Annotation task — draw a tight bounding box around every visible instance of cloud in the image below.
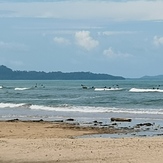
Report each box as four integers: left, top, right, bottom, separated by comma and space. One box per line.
103, 47, 115, 57
0, 41, 14, 48
0, 41, 28, 51
153, 36, 163, 47
103, 47, 132, 58
0, 9, 16, 17
1, 1, 163, 21
53, 37, 70, 45
98, 31, 136, 36
75, 31, 99, 51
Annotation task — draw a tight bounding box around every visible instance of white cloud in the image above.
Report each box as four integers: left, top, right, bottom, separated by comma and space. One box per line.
99, 31, 136, 36
153, 36, 163, 47
75, 31, 99, 51
103, 47, 115, 58
53, 37, 70, 45
103, 47, 132, 58
1, 1, 163, 21
0, 41, 28, 51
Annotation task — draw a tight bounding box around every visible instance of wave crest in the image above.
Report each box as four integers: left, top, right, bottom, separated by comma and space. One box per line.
14, 87, 30, 91
129, 88, 163, 93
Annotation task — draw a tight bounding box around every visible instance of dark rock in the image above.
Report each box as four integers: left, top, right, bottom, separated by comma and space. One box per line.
101, 124, 110, 127
111, 123, 118, 125
111, 117, 132, 122
31, 119, 44, 122
156, 133, 163, 136
93, 120, 103, 125
66, 118, 75, 121
7, 119, 19, 122
135, 123, 153, 127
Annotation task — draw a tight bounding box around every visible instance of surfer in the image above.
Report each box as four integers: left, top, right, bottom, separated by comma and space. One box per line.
81, 84, 88, 89
153, 85, 160, 89
157, 85, 160, 89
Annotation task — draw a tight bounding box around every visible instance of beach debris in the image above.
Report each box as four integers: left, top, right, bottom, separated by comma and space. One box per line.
30, 119, 44, 122
66, 118, 75, 122
93, 120, 103, 126
93, 120, 102, 124
111, 123, 118, 126
7, 118, 19, 122
135, 123, 153, 128
111, 117, 132, 122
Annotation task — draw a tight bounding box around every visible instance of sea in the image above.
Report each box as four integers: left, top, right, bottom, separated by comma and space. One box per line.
0, 79, 163, 122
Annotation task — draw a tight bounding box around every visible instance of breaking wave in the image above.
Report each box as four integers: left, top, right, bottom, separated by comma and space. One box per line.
129, 88, 163, 93
94, 87, 123, 91
1, 102, 163, 115
14, 87, 31, 91
0, 102, 27, 108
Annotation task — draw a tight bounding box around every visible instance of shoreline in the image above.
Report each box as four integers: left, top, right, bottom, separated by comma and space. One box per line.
0, 120, 163, 163
1, 117, 163, 138
0, 119, 133, 139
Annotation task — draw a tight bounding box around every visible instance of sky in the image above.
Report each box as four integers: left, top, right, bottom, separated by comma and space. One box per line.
0, 0, 163, 78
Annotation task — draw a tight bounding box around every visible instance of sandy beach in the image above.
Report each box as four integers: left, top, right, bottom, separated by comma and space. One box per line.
0, 121, 163, 163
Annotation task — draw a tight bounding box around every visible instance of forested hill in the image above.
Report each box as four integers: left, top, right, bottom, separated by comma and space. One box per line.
0, 65, 125, 80
140, 75, 163, 80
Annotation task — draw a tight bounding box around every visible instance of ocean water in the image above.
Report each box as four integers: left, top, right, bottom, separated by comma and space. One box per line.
0, 80, 163, 123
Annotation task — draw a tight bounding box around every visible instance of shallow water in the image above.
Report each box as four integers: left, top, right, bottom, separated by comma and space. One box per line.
0, 80, 163, 122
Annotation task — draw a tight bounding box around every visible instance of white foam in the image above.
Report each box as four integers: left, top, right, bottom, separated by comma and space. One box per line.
14, 87, 30, 91
0, 86, 2, 89
108, 108, 163, 115
1, 102, 163, 116
29, 104, 163, 115
94, 87, 123, 91
0, 102, 26, 108
30, 104, 112, 112
129, 88, 163, 93
30, 105, 56, 111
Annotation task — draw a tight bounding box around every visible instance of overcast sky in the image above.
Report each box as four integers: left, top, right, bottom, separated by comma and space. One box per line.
0, 0, 163, 78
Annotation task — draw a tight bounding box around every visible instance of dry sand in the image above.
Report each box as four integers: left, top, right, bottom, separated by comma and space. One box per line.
0, 121, 163, 163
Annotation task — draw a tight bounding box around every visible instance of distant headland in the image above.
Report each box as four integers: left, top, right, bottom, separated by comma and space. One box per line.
0, 65, 125, 80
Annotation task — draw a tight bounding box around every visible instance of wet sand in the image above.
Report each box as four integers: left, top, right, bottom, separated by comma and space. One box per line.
0, 121, 163, 163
